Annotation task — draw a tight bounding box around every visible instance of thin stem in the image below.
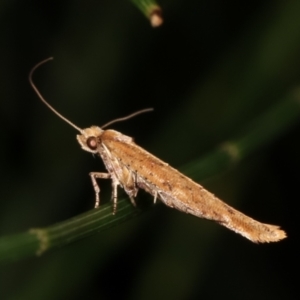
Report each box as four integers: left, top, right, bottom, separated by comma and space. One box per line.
130, 0, 163, 27
0, 92, 299, 264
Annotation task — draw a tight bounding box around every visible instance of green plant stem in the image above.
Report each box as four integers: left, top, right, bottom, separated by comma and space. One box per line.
130, 0, 163, 27
0, 199, 138, 263
0, 93, 299, 264
183, 90, 300, 181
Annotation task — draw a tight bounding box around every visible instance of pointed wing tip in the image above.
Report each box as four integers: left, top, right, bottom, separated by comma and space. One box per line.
252, 226, 287, 243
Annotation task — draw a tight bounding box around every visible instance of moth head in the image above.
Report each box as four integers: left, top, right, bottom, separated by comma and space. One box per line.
77, 126, 104, 154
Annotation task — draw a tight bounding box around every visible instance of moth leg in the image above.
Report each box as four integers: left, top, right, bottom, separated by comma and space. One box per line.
128, 195, 137, 207
112, 180, 119, 215
153, 191, 158, 204
137, 177, 157, 204
122, 170, 138, 207
89, 172, 111, 208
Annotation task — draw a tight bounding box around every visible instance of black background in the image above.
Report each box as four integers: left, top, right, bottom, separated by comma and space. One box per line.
0, 1, 298, 299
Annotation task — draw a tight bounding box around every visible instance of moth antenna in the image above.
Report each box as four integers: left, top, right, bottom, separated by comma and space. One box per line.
102, 108, 154, 129
29, 57, 83, 133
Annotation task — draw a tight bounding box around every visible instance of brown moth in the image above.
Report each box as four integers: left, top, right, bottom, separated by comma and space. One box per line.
29, 58, 286, 243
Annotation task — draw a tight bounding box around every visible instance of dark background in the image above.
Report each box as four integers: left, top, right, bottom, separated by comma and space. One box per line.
0, 1, 298, 299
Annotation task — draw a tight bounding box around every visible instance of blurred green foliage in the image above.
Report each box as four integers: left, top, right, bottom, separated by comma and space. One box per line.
0, 1, 298, 299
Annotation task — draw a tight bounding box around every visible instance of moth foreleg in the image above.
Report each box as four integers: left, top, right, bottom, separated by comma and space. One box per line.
111, 180, 119, 215
89, 172, 111, 208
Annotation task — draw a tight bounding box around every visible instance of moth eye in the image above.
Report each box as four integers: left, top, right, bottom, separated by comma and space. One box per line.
86, 136, 98, 150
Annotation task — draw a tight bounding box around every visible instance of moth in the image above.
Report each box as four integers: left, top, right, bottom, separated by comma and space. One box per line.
29, 58, 286, 243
